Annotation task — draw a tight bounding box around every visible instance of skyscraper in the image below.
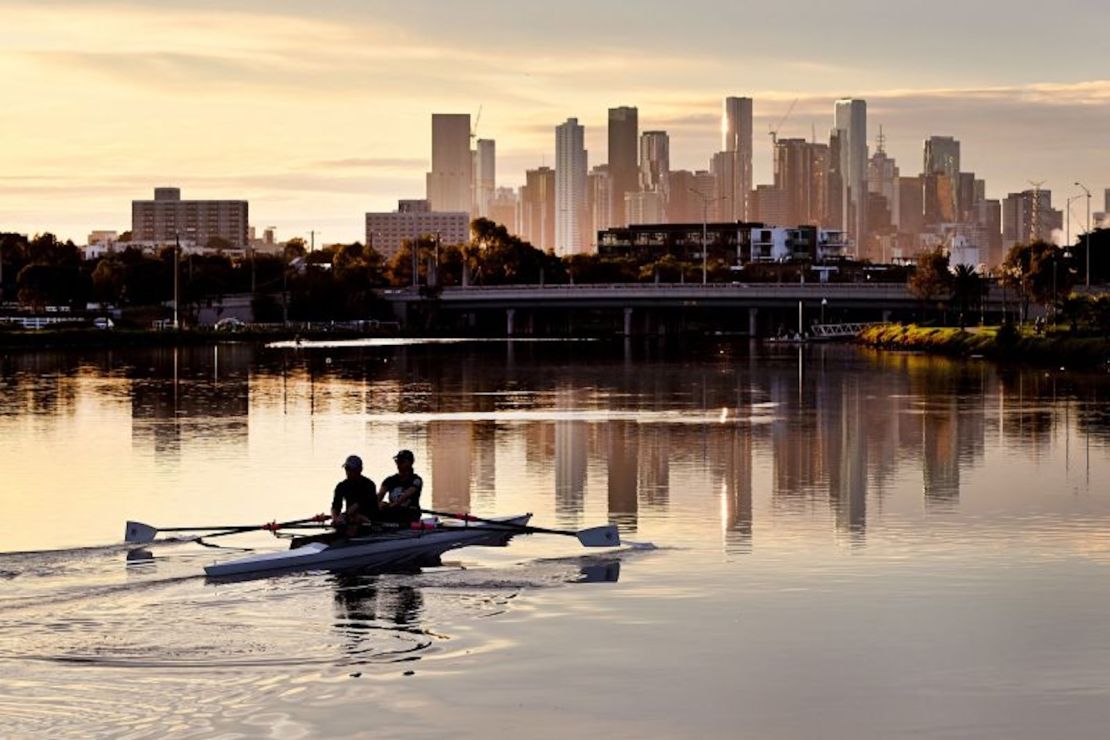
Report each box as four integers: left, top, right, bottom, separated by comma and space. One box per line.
775, 138, 829, 226
924, 136, 960, 223
721, 97, 753, 220
555, 118, 588, 256
833, 99, 868, 254
426, 113, 472, 212
473, 138, 495, 218
608, 107, 639, 227
868, 130, 900, 225
639, 131, 670, 198
519, 167, 556, 251
587, 165, 612, 249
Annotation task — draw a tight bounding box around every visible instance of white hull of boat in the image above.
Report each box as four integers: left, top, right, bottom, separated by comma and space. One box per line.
203, 514, 532, 578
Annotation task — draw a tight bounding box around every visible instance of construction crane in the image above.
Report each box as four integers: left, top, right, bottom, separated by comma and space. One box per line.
470, 104, 483, 144
768, 98, 798, 148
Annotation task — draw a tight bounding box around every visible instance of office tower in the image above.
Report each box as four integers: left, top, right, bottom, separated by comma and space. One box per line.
487, 187, 519, 233
868, 131, 900, 225
608, 107, 639, 227
833, 99, 868, 254
976, 199, 1003, 267
366, 199, 469, 262
131, 188, 249, 248
924, 136, 960, 180
776, 138, 829, 226
694, 170, 718, 221
957, 172, 978, 222
666, 170, 698, 223
924, 173, 957, 224
897, 176, 924, 235
923, 136, 960, 223
625, 190, 665, 225
555, 118, 589, 255
519, 167, 556, 251
1002, 189, 1063, 247
639, 131, 670, 197
587, 165, 613, 249
426, 113, 472, 212
720, 96, 753, 220
712, 151, 740, 221
751, 185, 789, 226
826, 130, 845, 232
473, 139, 496, 218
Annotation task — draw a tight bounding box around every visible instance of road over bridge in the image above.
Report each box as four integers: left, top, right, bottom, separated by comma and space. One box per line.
382, 282, 1012, 336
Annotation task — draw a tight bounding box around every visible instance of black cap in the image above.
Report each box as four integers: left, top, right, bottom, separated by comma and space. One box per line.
393, 449, 415, 463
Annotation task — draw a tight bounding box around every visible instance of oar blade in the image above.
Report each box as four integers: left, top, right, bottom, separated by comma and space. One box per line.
125, 521, 158, 544
576, 524, 621, 548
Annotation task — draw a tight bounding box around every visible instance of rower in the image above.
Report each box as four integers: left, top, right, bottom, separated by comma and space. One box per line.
332, 455, 379, 536
378, 449, 424, 526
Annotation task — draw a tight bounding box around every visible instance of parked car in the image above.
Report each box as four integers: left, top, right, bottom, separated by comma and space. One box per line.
213, 317, 247, 332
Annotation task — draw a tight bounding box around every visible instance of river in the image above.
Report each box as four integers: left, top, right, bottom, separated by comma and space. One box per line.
1, 339, 1109, 738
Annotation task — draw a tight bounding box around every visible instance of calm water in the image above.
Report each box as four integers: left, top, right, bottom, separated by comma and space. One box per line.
1, 340, 1109, 738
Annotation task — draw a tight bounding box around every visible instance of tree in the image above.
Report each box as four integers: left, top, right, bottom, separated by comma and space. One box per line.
205, 235, 233, 251
1001, 241, 1066, 321
91, 258, 127, 304
950, 264, 984, 329
283, 238, 307, 262
908, 247, 952, 321
16, 264, 90, 310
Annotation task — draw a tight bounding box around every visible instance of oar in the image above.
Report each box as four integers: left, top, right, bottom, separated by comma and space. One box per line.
124, 514, 330, 544
420, 509, 620, 548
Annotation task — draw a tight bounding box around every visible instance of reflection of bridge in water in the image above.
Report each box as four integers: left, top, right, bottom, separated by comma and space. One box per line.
384, 283, 1011, 337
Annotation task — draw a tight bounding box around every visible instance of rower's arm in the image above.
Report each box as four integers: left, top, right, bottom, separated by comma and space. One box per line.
391, 484, 418, 507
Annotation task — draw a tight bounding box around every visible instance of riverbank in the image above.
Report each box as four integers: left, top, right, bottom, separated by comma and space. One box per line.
858, 324, 1110, 368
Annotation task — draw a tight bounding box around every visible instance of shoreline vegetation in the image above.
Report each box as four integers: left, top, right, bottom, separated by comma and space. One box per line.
857, 324, 1110, 368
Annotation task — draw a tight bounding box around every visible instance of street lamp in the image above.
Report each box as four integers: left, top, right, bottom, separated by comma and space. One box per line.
690, 188, 725, 285
1076, 182, 1091, 289
821, 297, 828, 325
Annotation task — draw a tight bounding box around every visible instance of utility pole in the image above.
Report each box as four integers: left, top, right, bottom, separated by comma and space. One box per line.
1076, 182, 1092, 288
173, 234, 181, 330
690, 188, 719, 285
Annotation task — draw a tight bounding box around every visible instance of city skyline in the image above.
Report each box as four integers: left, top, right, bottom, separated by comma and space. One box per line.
1, 0, 1107, 243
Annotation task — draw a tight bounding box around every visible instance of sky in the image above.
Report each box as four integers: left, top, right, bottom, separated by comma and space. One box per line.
1, 0, 1108, 244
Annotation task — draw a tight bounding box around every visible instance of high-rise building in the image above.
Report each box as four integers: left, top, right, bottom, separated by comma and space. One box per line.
776, 138, 829, 227
487, 187, 518, 233
694, 170, 718, 222
868, 131, 900, 225
607, 107, 639, 227
720, 97, 753, 220
555, 118, 589, 255
751, 185, 789, 227
1104, 187, 1109, 214
131, 187, 249, 248
975, 199, 1003, 267
923, 136, 960, 222
587, 165, 613, 249
366, 199, 469, 262
519, 167, 556, 251
473, 139, 495, 218
426, 113, 472, 213
666, 170, 698, 223
833, 99, 868, 254
1002, 189, 1063, 247
639, 131, 670, 198
625, 191, 665, 226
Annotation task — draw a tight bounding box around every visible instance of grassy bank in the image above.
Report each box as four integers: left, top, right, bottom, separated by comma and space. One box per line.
858, 324, 1110, 368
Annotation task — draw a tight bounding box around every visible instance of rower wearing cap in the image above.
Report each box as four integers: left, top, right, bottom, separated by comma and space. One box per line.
378, 449, 424, 526
332, 455, 379, 536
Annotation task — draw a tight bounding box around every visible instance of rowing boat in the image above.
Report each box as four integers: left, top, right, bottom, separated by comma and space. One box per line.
203, 514, 532, 578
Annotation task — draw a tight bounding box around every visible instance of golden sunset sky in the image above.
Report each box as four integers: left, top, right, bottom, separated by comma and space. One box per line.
1, 0, 1107, 243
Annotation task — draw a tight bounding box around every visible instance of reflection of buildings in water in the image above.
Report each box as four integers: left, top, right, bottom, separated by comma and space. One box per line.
606, 421, 638, 529
922, 402, 960, 506
428, 421, 474, 513
830, 378, 867, 538
129, 346, 250, 462
638, 426, 670, 511
769, 369, 824, 506
523, 422, 554, 476
715, 427, 753, 552
555, 418, 588, 517
472, 421, 498, 511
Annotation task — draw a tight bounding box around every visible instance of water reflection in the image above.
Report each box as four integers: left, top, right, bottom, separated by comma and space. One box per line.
1, 342, 1108, 555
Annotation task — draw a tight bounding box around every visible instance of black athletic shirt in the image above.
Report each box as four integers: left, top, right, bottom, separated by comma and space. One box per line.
332, 475, 378, 516
380, 473, 423, 510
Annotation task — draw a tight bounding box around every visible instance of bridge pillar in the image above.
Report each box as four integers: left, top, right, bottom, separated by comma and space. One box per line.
882, 309, 892, 323
623, 307, 634, 337
506, 308, 516, 337
392, 301, 408, 327
748, 307, 759, 337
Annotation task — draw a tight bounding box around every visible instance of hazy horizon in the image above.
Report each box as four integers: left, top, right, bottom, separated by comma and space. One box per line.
2, 0, 1107, 244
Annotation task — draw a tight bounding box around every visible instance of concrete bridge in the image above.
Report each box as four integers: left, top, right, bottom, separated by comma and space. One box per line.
382, 282, 1013, 336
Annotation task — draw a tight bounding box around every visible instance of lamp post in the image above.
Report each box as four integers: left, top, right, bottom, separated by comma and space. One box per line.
1076, 182, 1091, 288
690, 188, 724, 285
173, 233, 181, 330
821, 297, 827, 325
